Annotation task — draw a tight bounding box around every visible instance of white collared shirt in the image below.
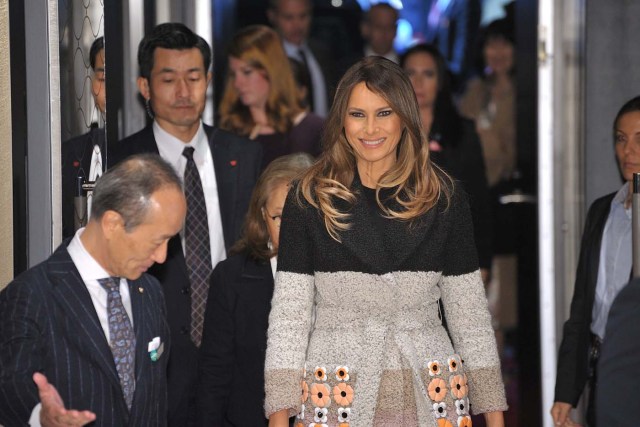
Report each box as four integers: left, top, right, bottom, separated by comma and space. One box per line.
591, 183, 632, 339
283, 40, 328, 117
153, 121, 226, 269
363, 45, 399, 64
67, 227, 134, 341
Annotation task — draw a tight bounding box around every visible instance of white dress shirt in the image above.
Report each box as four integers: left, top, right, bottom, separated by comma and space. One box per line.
153, 121, 226, 269
591, 184, 632, 339
364, 45, 399, 63
283, 40, 328, 117
86, 143, 103, 220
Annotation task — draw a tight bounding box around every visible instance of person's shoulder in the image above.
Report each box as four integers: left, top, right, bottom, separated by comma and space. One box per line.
214, 252, 252, 273
209, 126, 260, 151
587, 191, 617, 214
592, 191, 617, 205
119, 125, 153, 144
299, 112, 325, 128
1, 252, 60, 300
110, 126, 155, 166
435, 172, 469, 213
285, 180, 316, 212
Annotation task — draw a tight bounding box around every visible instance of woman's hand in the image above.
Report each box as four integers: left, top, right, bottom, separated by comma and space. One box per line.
484, 410, 505, 427
268, 409, 290, 427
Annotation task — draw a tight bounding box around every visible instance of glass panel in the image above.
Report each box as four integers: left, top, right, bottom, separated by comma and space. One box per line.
58, 0, 105, 239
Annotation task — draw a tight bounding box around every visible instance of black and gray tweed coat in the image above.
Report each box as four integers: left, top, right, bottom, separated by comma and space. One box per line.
265, 177, 507, 426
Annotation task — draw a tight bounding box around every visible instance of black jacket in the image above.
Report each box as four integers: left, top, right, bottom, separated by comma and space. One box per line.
554, 192, 616, 405
197, 253, 274, 426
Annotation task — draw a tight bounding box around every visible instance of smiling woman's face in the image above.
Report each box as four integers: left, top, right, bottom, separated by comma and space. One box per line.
343, 82, 403, 186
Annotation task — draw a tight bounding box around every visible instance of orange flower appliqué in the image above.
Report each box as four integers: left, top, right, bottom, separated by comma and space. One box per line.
458, 415, 473, 427
314, 366, 327, 381
333, 382, 355, 406
437, 419, 454, 427
301, 380, 309, 403
428, 360, 442, 376
310, 383, 331, 407
335, 366, 350, 381
428, 377, 448, 402
448, 355, 461, 373
449, 374, 468, 399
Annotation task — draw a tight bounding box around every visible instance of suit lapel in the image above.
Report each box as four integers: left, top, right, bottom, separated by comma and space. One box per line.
208, 126, 239, 250
47, 246, 121, 391
128, 278, 149, 385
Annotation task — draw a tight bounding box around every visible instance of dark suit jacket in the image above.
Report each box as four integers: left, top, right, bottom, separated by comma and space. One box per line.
430, 118, 492, 269
197, 253, 273, 426
61, 127, 105, 238
307, 38, 338, 111
0, 243, 169, 427
110, 124, 262, 426
554, 192, 616, 405
596, 278, 640, 426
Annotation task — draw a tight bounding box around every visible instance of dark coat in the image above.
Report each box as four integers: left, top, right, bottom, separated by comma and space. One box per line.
596, 278, 640, 426
430, 118, 493, 269
197, 253, 274, 426
0, 243, 170, 427
554, 192, 616, 405
110, 124, 262, 426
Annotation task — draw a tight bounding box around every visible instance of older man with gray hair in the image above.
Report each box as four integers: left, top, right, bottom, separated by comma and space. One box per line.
0, 154, 185, 427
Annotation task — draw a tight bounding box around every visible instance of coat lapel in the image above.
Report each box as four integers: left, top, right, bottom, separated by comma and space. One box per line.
46, 245, 121, 391
128, 278, 152, 388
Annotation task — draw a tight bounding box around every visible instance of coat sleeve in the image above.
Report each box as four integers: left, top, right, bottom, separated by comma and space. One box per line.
438, 189, 507, 414
0, 279, 45, 426
554, 197, 606, 405
263, 188, 316, 418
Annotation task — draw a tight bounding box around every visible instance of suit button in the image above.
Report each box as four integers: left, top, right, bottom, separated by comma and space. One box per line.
181, 286, 190, 295
180, 326, 189, 335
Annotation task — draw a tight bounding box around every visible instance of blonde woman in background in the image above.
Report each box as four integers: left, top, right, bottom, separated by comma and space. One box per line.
219, 25, 324, 170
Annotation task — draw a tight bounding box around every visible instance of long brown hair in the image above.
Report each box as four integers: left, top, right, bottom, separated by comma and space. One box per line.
218, 25, 303, 136
231, 153, 315, 261
297, 56, 450, 241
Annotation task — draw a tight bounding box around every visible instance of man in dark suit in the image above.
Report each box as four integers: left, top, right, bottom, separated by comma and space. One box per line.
268, 0, 336, 116
110, 23, 262, 426
0, 154, 185, 426
62, 36, 106, 238
552, 96, 638, 426
596, 277, 640, 426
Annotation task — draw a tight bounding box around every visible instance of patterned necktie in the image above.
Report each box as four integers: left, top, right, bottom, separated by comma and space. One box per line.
182, 146, 212, 347
98, 277, 136, 409
298, 49, 315, 112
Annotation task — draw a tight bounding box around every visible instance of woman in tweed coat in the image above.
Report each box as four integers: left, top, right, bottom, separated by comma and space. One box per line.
265, 57, 507, 427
